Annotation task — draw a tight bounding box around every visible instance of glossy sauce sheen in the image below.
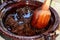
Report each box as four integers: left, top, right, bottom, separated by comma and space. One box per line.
3, 1, 52, 36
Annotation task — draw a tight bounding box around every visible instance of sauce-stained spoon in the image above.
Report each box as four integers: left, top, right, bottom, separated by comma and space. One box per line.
31, 0, 51, 29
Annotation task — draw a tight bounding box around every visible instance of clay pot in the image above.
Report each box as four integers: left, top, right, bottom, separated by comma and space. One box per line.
0, 0, 59, 40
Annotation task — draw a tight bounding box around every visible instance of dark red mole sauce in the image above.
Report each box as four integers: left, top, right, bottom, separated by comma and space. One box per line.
2, 1, 52, 36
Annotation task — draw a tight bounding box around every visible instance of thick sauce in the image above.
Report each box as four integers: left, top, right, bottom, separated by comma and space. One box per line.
2, 1, 52, 36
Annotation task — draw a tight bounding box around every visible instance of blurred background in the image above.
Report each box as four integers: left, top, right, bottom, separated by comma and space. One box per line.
51, 0, 60, 40
0, 0, 60, 40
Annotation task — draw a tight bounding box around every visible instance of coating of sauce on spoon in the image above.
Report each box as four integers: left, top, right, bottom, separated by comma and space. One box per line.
31, 0, 51, 29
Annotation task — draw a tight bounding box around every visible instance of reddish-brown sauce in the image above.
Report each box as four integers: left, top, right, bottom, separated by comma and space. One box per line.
2, 1, 52, 36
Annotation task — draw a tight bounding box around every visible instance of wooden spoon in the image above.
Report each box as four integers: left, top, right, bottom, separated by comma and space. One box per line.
31, 0, 51, 29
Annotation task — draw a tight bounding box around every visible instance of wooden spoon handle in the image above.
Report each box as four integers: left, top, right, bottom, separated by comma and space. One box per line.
42, 0, 51, 10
